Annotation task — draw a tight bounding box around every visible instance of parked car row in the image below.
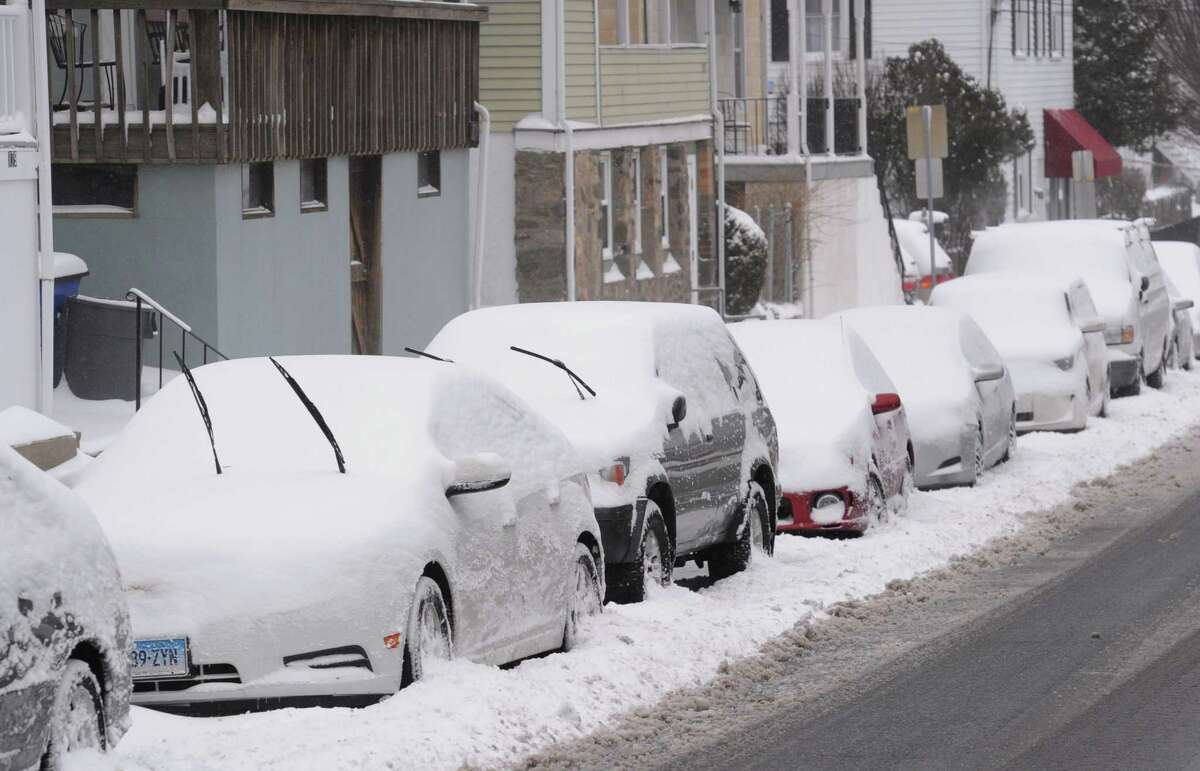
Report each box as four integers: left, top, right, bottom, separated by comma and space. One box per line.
8, 221, 1200, 767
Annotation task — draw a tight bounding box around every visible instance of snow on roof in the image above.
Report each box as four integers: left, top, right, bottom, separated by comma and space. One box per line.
931, 275, 1080, 361
968, 221, 1131, 283
1153, 241, 1200, 306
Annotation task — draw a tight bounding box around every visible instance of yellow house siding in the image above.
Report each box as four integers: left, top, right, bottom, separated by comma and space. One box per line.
480, 0, 542, 132
599, 47, 710, 123
565, 0, 599, 122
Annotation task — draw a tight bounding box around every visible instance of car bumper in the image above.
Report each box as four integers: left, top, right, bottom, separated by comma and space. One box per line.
594, 500, 646, 565
132, 667, 397, 714
1108, 349, 1140, 389
776, 490, 868, 534
1015, 391, 1084, 433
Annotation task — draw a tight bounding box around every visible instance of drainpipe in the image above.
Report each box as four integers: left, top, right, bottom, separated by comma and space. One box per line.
472, 102, 491, 310
558, 0, 576, 300
32, 0, 56, 413
709, 0, 725, 315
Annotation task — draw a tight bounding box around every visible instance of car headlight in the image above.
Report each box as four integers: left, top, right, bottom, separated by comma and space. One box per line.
1105, 325, 1135, 345
1054, 355, 1075, 371
812, 492, 844, 512
598, 457, 630, 485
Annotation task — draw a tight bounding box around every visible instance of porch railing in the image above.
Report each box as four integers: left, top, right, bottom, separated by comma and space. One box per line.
719, 96, 862, 158
0, 3, 31, 135
127, 287, 227, 410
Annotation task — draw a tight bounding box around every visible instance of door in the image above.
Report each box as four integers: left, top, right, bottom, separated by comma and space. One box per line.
959, 317, 1010, 458
349, 156, 382, 355
1067, 283, 1109, 410
687, 152, 700, 304
1134, 239, 1171, 373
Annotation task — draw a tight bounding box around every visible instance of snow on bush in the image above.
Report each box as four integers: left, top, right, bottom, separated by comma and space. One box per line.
725, 205, 769, 316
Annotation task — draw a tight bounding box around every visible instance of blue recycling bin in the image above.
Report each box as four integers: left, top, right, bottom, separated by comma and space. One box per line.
52, 253, 89, 387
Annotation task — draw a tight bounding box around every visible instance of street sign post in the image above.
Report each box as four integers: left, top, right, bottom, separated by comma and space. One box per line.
1071, 149, 1097, 219
907, 105, 947, 299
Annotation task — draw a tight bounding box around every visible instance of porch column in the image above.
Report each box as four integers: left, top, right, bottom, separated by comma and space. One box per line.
786, 0, 799, 155
823, 0, 834, 157
799, 0, 808, 153
854, 0, 866, 155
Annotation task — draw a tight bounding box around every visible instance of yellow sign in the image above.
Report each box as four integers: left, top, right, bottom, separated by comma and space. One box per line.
906, 105, 948, 160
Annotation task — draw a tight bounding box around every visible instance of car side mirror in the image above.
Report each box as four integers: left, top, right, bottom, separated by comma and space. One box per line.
973, 365, 1005, 383
1140, 275, 1151, 293
445, 453, 512, 497
667, 395, 687, 430
1080, 319, 1106, 334
1175, 298, 1195, 311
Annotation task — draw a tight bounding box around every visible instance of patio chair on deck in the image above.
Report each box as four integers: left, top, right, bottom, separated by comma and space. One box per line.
46, 13, 116, 109
146, 20, 191, 109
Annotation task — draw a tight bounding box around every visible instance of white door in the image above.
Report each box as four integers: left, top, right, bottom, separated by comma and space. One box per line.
687, 152, 699, 303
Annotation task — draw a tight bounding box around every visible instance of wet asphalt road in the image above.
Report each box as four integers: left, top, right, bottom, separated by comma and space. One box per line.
671, 488, 1200, 771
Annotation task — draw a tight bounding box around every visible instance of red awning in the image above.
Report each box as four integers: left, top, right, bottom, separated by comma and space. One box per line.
1044, 109, 1122, 179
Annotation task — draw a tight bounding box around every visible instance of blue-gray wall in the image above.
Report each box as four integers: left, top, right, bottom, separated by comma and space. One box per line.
380, 149, 471, 352
213, 158, 351, 357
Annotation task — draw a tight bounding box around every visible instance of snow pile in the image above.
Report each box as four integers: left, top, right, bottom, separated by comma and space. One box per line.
0, 405, 75, 449
77, 368, 1200, 771
728, 320, 877, 494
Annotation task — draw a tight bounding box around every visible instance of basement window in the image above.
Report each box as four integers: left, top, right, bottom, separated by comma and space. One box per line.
52, 164, 137, 216
242, 162, 275, 219
300, 158, 328, 213
418, 151, 441, 198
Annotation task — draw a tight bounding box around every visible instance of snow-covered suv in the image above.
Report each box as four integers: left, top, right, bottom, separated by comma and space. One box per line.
430, 302, 780, 603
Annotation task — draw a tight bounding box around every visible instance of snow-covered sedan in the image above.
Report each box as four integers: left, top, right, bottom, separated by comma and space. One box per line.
1, 445, 131, 769
966, 220, 1171, 396
832, 306, 1016, 489
1152, 240, 1200, 360
75, 356, 603, 715
729, 320, 912, 535
894, 217, 954, 301
429, 302, 780, 604
1164, 272, 1196, 370
933, 275, 1109, 432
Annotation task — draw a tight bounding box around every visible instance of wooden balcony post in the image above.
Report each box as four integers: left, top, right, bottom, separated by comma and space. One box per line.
164, 9, 175, 160
65, 12, 78, 160
90, 9, 101, 158
113, 9, 127, 158
137, 9, 150, 161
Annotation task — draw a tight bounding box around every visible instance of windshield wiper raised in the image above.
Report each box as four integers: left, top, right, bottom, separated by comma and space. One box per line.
509, 346, 596, 400
173, 351, 222, 475
268, 357, 346, 474
404, 346, 453, 363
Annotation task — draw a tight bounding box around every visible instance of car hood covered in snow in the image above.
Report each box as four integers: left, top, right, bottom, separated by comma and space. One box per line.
728, 320, 874, 494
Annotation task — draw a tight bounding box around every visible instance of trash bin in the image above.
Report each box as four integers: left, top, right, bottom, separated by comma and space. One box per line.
51, 252, 89, 388
64, 295, 155, 401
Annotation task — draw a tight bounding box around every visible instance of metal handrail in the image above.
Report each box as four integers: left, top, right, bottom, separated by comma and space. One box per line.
126, 288, 227, 410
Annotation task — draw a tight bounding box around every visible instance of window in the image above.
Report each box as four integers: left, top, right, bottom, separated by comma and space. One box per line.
1049, 0, 1064, 56
805, 0, 841, 54
600, 152, 622, 283
599, 0, 701, 45
1013, 0, 1030, 56
241, 162, 274, 218
52, 164, 137, 215
418, 151, 441, 198
300, 158, 328, 213
770, 0, 789, 61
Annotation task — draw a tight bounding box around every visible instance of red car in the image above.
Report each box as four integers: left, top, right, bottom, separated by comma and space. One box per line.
729, 320, 914, 535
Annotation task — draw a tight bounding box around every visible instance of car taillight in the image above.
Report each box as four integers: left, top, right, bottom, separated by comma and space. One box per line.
872, 392, 902, 414
599, 458, 630, 485
1105, 325, 1135, 345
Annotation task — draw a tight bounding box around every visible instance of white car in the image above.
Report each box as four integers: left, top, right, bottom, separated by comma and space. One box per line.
728, 320, 913, 536
932, 275, 1109, 433
966, 220, 1172, 396
76, 356, 603, 715
832, 306, 1016, 489
1154, 241, 1200, 365
1, 445, 131, 770
894, 218, 954, 300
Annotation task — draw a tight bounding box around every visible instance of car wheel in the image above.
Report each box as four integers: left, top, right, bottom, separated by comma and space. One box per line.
1167, 338, 1180, 370
1147, 344, 1167, 389
40, 660, 106, 771
401, 576, 452, 686
606, 501, 672, 604
563, 542, 603, 651
708, 482, 771, 580
1001, 411, 1017, 462
1099, 383, 1111, 418
866, 473, 887, 526
972, 422, 986, 483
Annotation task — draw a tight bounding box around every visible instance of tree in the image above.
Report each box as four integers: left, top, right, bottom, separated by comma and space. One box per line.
723, 205, 768, 316
1075, 0, 1181, 152
867, 40, 1033, 266
1158, 1, 1200, 139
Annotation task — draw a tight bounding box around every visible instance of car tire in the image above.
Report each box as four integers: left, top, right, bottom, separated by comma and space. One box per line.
1147, 343, 1167, 389
866, 473, 887, 526
401, 576, 452, 687
972, 422, 986, 484
563, 542, 603, 650
606, 502, 672, 604
1001, 410, 1017, 462
40, 659, 106, 771
708, 482, 771, 580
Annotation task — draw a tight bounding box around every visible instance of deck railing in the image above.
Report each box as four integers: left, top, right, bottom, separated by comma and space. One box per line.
719, 95, 862, 158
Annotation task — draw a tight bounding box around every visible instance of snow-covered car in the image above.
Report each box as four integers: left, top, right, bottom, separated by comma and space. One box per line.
75, 356, 603, 715
893, 218, 954, 300
1154, 241, 1200, 365
428, 302, 779, 603
1164, 273, 1196, 370
831, 306, 1016, 489
728, 320, 912, 535
965, 220, 1172, 396
932, 275, 1109, 432
1, 445, 131, 770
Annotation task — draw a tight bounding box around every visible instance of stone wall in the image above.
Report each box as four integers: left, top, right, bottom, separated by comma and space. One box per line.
513, 139, 715, 305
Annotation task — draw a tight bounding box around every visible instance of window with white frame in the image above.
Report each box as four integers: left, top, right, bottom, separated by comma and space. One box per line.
1013, 0, 1030, 57
805, 0, 841, 54
598, 0, 703, 46
1049, 0, 1064, 56
600, 153, 622, 283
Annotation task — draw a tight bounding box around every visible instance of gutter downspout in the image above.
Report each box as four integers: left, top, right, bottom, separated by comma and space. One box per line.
32, 0, 56, 413
708, 0, 725, 315
558, 0, 576, 301
472, 102, 491, 310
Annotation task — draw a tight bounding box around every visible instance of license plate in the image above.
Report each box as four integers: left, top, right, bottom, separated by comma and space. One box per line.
129, 638, 190, 679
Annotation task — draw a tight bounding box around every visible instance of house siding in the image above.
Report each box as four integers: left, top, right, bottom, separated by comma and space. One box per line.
871, 0, 985, 77
480, 0, 543, 133
599, 47, 711, 124
566, 0, 600, 122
